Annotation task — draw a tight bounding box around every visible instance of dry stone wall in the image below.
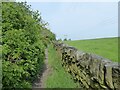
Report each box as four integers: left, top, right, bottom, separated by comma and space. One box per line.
54, 42, 120, 89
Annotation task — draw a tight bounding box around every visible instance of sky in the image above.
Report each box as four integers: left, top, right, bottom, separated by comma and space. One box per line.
16, 0, 118, 40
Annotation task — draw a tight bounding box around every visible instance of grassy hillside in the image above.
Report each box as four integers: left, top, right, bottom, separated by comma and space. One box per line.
45, 45, 80, 88
64, 37, 118, 62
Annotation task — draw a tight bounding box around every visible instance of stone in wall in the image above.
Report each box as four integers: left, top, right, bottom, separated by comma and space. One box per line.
54, 42, 120, 89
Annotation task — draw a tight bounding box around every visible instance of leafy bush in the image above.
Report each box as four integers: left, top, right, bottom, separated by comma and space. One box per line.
2, 2, 55, 88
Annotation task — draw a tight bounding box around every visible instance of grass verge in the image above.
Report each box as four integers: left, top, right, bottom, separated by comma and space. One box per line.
44, 45, 80, 88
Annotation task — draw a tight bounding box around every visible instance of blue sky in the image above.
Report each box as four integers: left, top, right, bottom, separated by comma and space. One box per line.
27, 2, 118, 40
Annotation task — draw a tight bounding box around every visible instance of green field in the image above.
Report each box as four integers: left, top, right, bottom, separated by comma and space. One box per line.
64, 37, 118, 62
45, 45, 80, 88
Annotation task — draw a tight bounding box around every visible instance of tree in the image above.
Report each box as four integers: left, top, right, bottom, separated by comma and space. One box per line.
57, 38, 62, 41
64, 38, 67, 41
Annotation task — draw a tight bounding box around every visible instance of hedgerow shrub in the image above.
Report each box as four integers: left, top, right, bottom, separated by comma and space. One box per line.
2, 2, 55, 89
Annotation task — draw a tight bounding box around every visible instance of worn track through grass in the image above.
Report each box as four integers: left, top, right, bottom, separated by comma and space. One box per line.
32, 46, 80, 88
32, 48, 52, 89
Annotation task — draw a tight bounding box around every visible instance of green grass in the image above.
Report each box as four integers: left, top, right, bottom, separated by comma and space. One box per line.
45, 45, 80, 88
64, 37, 118, 62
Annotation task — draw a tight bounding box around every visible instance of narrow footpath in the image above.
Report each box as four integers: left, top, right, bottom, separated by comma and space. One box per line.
32, 48, 51, 89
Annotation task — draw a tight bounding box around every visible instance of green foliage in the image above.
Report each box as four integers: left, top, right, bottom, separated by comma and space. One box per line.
64, 37, 118, 62
63, 38, 67, 41
2, 2, 55, 88
45, 45, 80, 88
68, 38, 71, 41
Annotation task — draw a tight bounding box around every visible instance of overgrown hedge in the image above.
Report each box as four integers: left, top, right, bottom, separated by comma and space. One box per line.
2, 2, 55, 89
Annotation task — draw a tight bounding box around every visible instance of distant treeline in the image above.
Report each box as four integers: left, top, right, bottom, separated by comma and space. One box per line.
2, 2, 55, 88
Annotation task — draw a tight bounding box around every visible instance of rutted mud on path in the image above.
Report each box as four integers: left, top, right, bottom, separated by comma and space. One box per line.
32, 48, 51, 89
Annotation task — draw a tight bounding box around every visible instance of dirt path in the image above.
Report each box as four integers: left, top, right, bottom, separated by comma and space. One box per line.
32, 48, 51, 89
